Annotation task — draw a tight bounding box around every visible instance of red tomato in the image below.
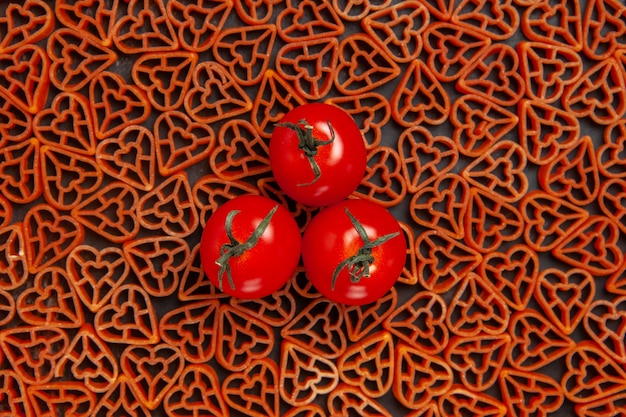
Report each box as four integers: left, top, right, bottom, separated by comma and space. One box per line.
200, 195, 301, 299
270, 103, 367, 207
301, 199, 406, 306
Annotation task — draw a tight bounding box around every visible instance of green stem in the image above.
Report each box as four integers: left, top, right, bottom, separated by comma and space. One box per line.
215, 205, 278, 291
275, 119, 335, 186
331, 207, 400, 290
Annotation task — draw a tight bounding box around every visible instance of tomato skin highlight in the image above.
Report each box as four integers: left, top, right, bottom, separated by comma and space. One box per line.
200, 195, 302, 299
301, 199, 406, 306
270, 103, 367, 207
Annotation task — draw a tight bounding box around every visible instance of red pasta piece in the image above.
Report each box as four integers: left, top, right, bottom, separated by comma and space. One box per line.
222, 358, 280, 417
121, 343, 184, 410
517, 99, 580, 165
534, 268, 595, 335
209, 119, 271, 180
216, 304, 274, 372
343, 287, 398, 342
55, 0, 119, 46
284, 404, 326, 417
159, 300, 219, 364
0, 224, 28, 290
276, 0, 344, 42
451, 94, 518, 157
337, 331, 393, 398
446, 272, 510, 337
394, 343, 453, 410
335, 34, 400, 95
445, 333, 511, 392
89, 71, 150, 140
113, 0, 178, 53
93, 376, 151, 417
451, 0, 519, 40
415, 230, 482, 294
410, 173, 470, 239
517, 41, 583, 104
233, 0, 275, 24
498, 369, 564, 417
47, 28, 117, 92
66, 245, 130, 313
164, 364, 228, 417
553, 215, 623, 275
0, 195, 11, 230
281, 299, 347, 360
40, 145, 103, 211
520, 190, 589, 252
184, 61, 252, 124
562, 342, 626, 403
0, 1, 54, 53
464, 188, 524, 253
192, 174, 259, 227
17, 266, 84, 328
508, 309, 575, 371
398, 126, 459, 194
275, 38, 339, 101
383, 291, 449, 354
96, 126, 156, 192
582, 0, 626, 60
212, 24, 277, 86
478, 244, 540, 311
34, 92, 96, 156
462, 140, 528, 203
327, 384, 391, 417
457, 44, 525, 106
0, 371, 31, 416
563, 57, 626, 125
423, 22, 492, 83
71, 182, 140, 243
54, 324, 118, 393
94, 284, 159, 345
362, 3, 429, 63
23, 204, 83, 273
521, 0, 583, 50
391, 60, 449, 127
124, 236, 190, 297
280, 340, 339, 406
0, 325, 68, 385
439, 386, 506, 417
26, 382, 96, 417
252, 69, 306, 138
0, 44, 48, 114
166, 0, 232, 52
133, 52, 197, 112
584, 295, 626, 363
355, 146, 407, 207
137, 172, 199, 237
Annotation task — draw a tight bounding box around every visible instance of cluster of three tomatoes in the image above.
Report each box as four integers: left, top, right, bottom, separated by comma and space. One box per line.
200, 103, 407, 306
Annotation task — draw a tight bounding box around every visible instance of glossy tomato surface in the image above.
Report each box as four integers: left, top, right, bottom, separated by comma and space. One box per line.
301, 199, 406, 306
269, 102, 367, 207
200, 195, 301, 299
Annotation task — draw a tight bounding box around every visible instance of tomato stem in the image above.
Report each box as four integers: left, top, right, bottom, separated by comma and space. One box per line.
275, 119, 335, 186
331, 207, 400, 291
216, 205, 278, 291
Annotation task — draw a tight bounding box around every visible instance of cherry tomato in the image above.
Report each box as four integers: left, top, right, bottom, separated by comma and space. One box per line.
200, 195, 301, 299
301, 199, 406, 306
270, 102, 367, 207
